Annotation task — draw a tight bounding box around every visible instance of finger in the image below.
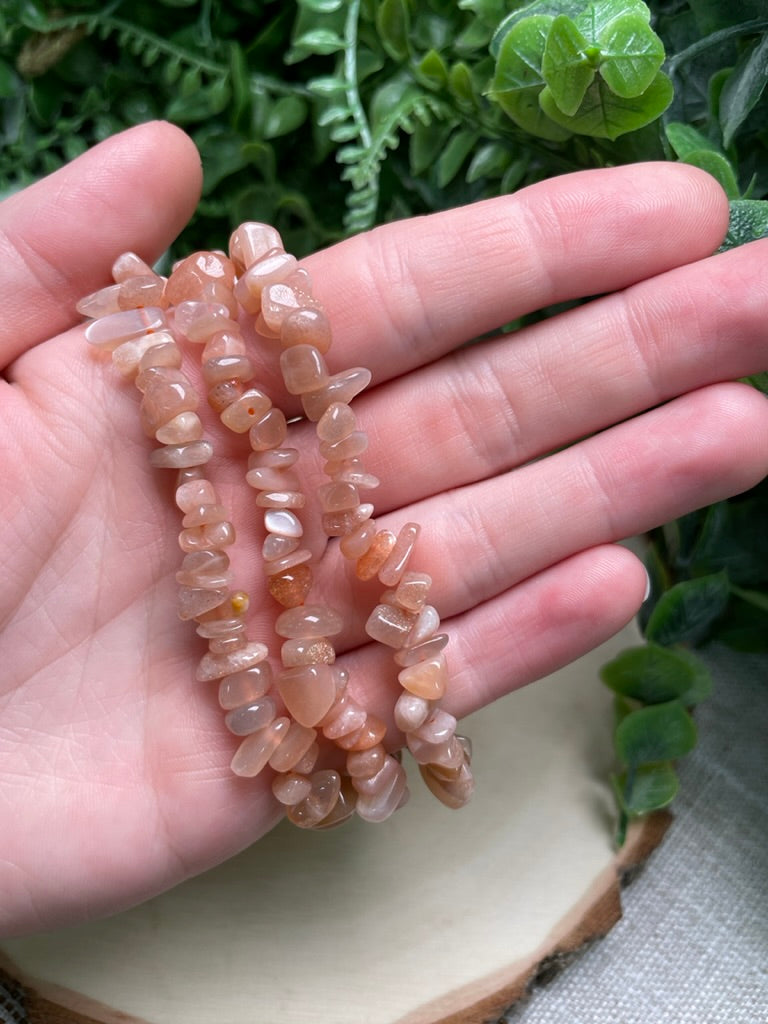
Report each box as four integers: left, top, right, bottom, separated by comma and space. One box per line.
304, 163, 729, 382
346, 236, 768, 511
344, 543, 648, 727
0, 121, 202, 368
318, 381, 768, 638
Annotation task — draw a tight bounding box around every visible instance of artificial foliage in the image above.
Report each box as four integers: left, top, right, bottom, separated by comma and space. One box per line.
1, 0, 766, 841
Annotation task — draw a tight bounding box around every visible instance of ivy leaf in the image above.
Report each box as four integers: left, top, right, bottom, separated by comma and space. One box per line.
720, 32, 768, 147
644, 571, 730, 647
541, 15, 596, 117
613, 762, 679, 816
596, 12, 665, 99
615, 700, 697, 768
601, 643, 713, 706
539, 70, 672, 139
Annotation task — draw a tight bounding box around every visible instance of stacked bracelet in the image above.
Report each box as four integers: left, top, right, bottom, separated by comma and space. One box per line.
78, 223, 474, 830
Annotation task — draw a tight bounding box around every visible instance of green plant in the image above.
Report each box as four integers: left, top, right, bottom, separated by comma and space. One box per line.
1, 0, 766, 840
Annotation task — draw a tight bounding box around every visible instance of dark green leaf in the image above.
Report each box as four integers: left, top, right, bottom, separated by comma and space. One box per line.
709, 595, 768, 652
613, 763, 679, 816
644, 571, 730, 647
720, 33, 768, 148
681, 150, 740, 199
376, 0, 410, 62
416, 49, 449, 87
448, 62, 477, 106
466, 141, 511, 183
436, 128, 479, 187
541, 16, 595, 117
264, 96, 308, 139
601, 643, 713, 706
665, 121, 720, 159
720, 199, 768, 250
410, 120, 452, 176
615, 700, 697, 767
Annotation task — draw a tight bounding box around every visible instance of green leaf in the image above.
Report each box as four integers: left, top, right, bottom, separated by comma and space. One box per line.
575, 0, 651, 39
308, 76, 348, 96
436, 128, 479, 187
466, 141, 511, 182
376, 0, 410, 62
680, 149, 740, 199
709, 595, 768, 652
720, 199, 768, 249
417, 49, 449, 87
539, 70, 673, 140
665, 121, 720, 159
613, 762, 679, 816
292, 28, 346, 55
298, 0, 344, 11
541, 16, 595, 117
264, 95, 308, 139
409, 120, 452, 176
720, 33, 768, 147
596, 13, 665, 99
601, 643, 713, 706
644, 571, 730, 647
448, 62, 477, 106
615, 700, 697, 768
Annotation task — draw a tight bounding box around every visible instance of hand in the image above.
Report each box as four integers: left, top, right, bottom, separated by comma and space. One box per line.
1, 122, 766, 938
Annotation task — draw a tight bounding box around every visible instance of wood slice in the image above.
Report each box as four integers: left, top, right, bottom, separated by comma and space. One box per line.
1, 620, 669, 1024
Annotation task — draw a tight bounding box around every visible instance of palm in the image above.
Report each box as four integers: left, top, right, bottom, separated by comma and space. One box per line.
1, 123, 767, 939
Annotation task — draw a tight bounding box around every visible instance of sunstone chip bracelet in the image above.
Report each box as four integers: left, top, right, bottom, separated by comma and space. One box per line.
79, 223, 474, 830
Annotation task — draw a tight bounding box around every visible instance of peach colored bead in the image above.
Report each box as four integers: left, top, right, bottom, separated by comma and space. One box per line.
356, 761, 408, 823
268, 722, 317, 772
318, 431, 368, 461
248, 447, 299, 470
242, 249, 298, 301
112, 251, 154, 282
262, 534, 300, 561
174, 301, 237, 342
118, 274, 167, 310
224, 696, 277, 736
355, 529, 396, 580
150, 440, 213, 469
207, 379, 243, 412
261, 281, 303, 332
176, 466, 205, 489
365, 602, 418, 648
140, 371, 199, 436
196, 640, 269, 682
201, 330, 247, 361
218, 663, 274, 709
201, 279, 238, 319
419, 762, 474, 809
394, 632, 450, 667
275, 604, 344, 639
220, 389, 272, 433
277, 664, 336, 727
393, 571, 432, 613
229, 222, 283, 272
111, 331, 175, 377
177, 586, 227, 621
346, 744, 386, 779
209, 635, 248, 655
397, 654, 448, 700
292, 742, 319, 775
322, 701, 368, 741
255, 490, 306, 509
280, 344, 329, 395
339, 519, 377, 559
414, 708, 457, 745
264, 549, 312, 576
310, 777, 358, 830
245, 466, 301, 492
379, 523, 420, 586
352, 754, 400, 796
137, 338, 182, 372
321, 502, 375, 538
264, 508, 303, 538
156, 412, 204, 445
408, 733, 464, 769
336, 714, 387, 751
77, 283, 124, 318
301, 367, 371, 421
249, 407, 287, 450
175, 478, 217, 511
407, 604, 441, 646
166, 251, 235, 304
231, 717, 290, 778
269, 564, 314, 609
323, 458, 380, 490
280, 637, 336, 667
280, 306, 332, 353
317, 402, 356, 443
176, 551, 231, 589
317, 481, 360, 513
272, 773, 312, 806
393, 692, 431, 732
178, 519, 235, 551
286, 769, 341, 828
181, 503, 229, 528
84, 307, 167, 350
202, 355, 254, 385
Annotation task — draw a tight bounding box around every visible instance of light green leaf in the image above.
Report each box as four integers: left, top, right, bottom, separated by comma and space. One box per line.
644, 571, 730, 647
665, 121, 720, 159
436, 128, 479, 187
417, 49, 449, 87
720, 33, 768, 148
681, 149, 740, 199
576, 0, 651, 40
613, 763, 679, 816
308, 76, 347, 96
615, 700, 697, 768
466, 141, 511, 182
601, 643, 713, 706
264, 96, 308, 139
292, 29, 346, 55
541, 15, 596, 116
597, 12, 665, 99
539, 70, 672, 140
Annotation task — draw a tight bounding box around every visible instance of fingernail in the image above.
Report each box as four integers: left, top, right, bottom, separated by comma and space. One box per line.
643, 569, 652, 602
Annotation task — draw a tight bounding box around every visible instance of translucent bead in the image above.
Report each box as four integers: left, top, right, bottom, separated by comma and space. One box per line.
394, 632, 449, 667
112, 251, 154, 282
118, 274, 167, 310
414, 708, 457, 745
241, 249, 298, 302
175, 478, 217, 511
229, 222, 283, 272
393, 692, 431, 732
268, 722, 317, 772
301, 368, 371, 421
346, 744, 386, 779
356, 530, 396, 580
255, 490, 306, 509
196, 616, 247, 641
378, 523, 420, 586
249, 407, 287, 450
202, 355, 255, 385
352, 754, 400, 796
84, 307, 167, 350
281, 307, 332, 353
166, 251, 236, 304
322, 700, 367, 741
407, 605, 441, 646
408, 733, 464, 769
280, 637, 335, 667
292, 742, 319, 776
178, 520, 235, 551
137, 338, 182, 372
280, 345, 329, 395
231, 717, 290, 778
397, 654, 448, 700
336, 714, 387, 751
156, 412, 204, 444
111, 331, 175, 378
174, 301, 237, 342
138, 367, 198, 434
176, 550, 231, 589
277, 664, 336, 727
318, 431, 368, 462
207, 380, 243, 413
365, 603, 418, 648
321, 503, 374, 538
356, 761, 408, 823
76, 283, 123, 318
275, 604, 344, 639
264, 508, 303, 538
245, 466, 301, 492
181, 503, 229, 528
316, 402, 356, 443
202, 330, 247, 361
272, 773, 312, 807
286, 769, 341, 828
419, 761, 475, 809
323, 457, 379, 490
218, 664, 273, 709
224, 697, 277, 736
150, 440, 213, 469
262, 534, 300, 561
317, 481, 359, 513
176, 586, 227, 621
339, 520, 377, 559
196, 641, 269, 682
310, 776, 358, 830
248, 447, 299, 470
264, 549, 313, 577
261, 281, 303, 332
392, 571, 432, 613
220, 389, 272, 433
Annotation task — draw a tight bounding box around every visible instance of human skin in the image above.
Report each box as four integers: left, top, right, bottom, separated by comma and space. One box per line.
0, 121, 766, 938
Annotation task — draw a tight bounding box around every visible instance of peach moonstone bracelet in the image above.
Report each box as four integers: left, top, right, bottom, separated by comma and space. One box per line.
79, 223, 474, 830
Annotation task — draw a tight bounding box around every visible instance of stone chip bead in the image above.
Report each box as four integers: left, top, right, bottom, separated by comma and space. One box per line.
275, 604, 344, 639
220, 389, 273, 433
397, 653, 448, 700
286, 769, 342, 828
280, 344, 329, 395
355, 760, 409, 823
84, 306, 167, 350
218, 663, 274, 710
224, 696, 277, 736
301, 367, 372, 421
231, 717, 290, 778
268, 564, 313, 609
365, 602, 417, 649
229, 222, 283, 273
281, 306, 332, 353
268, 721, 318, 772
277, 664, 336, 727
196, 640, 269, 682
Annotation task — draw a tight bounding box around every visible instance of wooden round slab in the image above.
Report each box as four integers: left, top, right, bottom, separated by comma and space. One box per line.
1, 620, 668, 1024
